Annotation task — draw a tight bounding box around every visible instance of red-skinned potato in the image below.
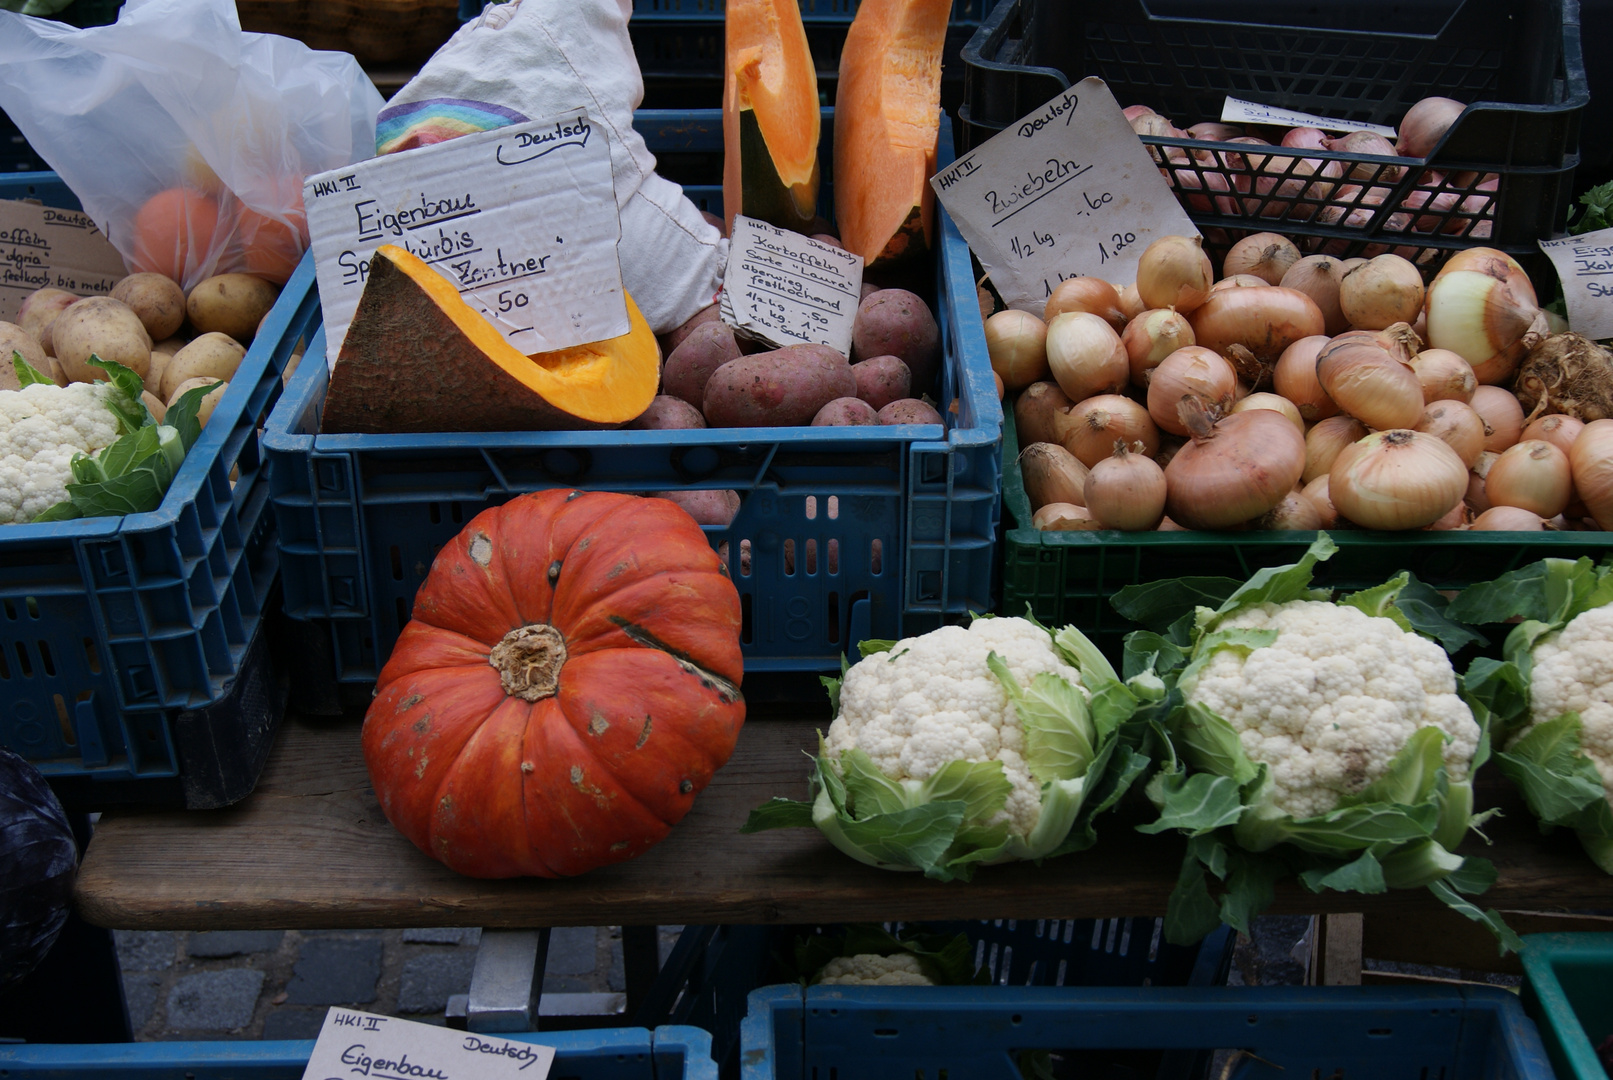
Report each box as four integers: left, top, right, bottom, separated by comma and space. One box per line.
852, 289, 941, 393
850, 355, 912, 411
653, 488, 741, 526
877, 398, 943, 425
658, 304, 721, 355
630, 395, 707, 429
702, 345, 857, 427
662, 321, 742, 409
812, 397, 880, 425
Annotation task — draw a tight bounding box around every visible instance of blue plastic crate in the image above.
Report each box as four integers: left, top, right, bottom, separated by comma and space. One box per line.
739, 984, 1556, 1080
0, 175, 317, 807
260, 108, 1001, 686
0, 1026, 718, 1080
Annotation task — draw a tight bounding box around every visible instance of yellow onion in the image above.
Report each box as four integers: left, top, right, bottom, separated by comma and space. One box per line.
1432, 246, 1528, 285
985, 309, 1050, 392
1253, 490, 1324, 530
1165, 400, 1306, 529
1424, 267, 1542, 382
1522, 413, 1585, 458
1085, 440, 1167, 530
1123, 308, 1196, 386
1304, 415, 1369, 483
1147, 346, 1238, 435
1339, 254, 1425, 330
1136, 235, 1214, 314
1013, 380, 1073, 446
1424, 501, 1470, 531
1232, 391, 1304, 431
1045, 277, 1127, 331
1466, 450, 1499, 514
1117, 283, 1147, 323
1471, 385, 1524, 452
1019, 441, 1089, 510
1415, 399, 1486, 468
1571, 419, 1613, 529
1045, 312, 1129, 403
1331, 429, 1468, 529
1314, 326, 1425, 430
1409, 348, 1476, 403
1033, 502, 1102, 531
1300, 474, 1339, 528
1157, 516, 1188, 531
1487, 439, 1572, 517
1211, 274, 1272, 292
1280, 255, 1349, 336
1397, 96, 1466, 158
1272, 335, 1336, 422
1470, 506, 1544, 531
1056, 394, 1160, 467
1222, 232, 1301, 285
1188, 286, 1327, 389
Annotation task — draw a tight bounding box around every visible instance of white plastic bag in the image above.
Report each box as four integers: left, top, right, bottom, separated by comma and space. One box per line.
0, 0, 383, 288
377, 0, 726, 335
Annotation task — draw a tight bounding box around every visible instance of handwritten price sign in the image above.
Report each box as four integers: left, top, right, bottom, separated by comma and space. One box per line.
301, 1008, 554, 1080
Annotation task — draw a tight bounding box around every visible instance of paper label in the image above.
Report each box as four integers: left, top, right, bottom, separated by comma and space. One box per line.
1220, 97, 1397, 138
1540, 229, 1613, 340
304, 109, 626, 368
929, 79, 1200, 313
719, 216, 863, 354
300, 1008, 554, 1080
0, 200, 128, 323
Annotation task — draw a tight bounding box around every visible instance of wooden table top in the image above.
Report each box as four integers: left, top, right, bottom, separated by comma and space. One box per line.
75, 708, 1611, 931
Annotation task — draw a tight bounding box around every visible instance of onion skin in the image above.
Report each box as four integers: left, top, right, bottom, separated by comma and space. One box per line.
1222, 233, 1301, 285
1330, 428, 1468, 530
1013, 380, 1074, 446
1056, 394, 1160, 467
985, 309, 1050, 391
1117, 283, 1147, 323
1232, 392, 1304, 431
1424, 501, 1470, 531
1300, 474, 1339, 528
1254, 490, 1324, 530
1424, 268, 1541, 379
1272, 335, 1336, 422
1147, 346, 1238, 435
1470, 506, 1544, 531
1466, 450, 1499, 514
1571, 419, 1613, 529
1314, 330, 1426, 431
1280, 255, 1349, 336
1122, 308, 1196, 387
1033, 502, 1102, 531
1188, 286, 1326, 365
1045, 277, 1127, 332
1046, 312, 1129, 403
1304, 415, 1369, 483
1339, 254, 1424, 330
1522, 413, 1585, 458
1415, 399, 1486, 468
1486, 439, 1572, 518
1085, 443, 1167, 530
1397, 96, 1466, 158
1409, 348, 1476, 404
1137, 235, 1214, 314
1165, 407, 1306, 529
1020, 441, 1090, 510
1471, 385, 1524, 453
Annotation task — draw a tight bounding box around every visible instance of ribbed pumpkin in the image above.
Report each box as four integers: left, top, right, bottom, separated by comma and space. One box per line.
362, 490, 746, 879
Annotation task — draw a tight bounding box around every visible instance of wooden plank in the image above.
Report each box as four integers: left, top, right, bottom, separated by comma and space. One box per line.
75, 712, 1613, 931
1362, 910, 1613, 977
1318, 914, 1364, 986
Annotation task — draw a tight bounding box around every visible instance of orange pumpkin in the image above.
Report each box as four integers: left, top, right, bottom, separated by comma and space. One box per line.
130, 188, 221, 284
362, 490, 746, 878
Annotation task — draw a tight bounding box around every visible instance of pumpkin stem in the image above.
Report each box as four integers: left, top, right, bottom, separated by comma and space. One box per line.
490, 623, 568, 701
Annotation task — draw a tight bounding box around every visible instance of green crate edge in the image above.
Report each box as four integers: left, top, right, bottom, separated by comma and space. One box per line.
1520, 931, 1613, 1080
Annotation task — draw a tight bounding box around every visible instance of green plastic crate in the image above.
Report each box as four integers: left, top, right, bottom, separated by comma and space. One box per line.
1520, 932, 1613, 1080
998, 407, 1613, 659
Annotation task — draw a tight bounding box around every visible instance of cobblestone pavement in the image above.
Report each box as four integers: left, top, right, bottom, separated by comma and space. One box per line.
114, 926, 681, 1041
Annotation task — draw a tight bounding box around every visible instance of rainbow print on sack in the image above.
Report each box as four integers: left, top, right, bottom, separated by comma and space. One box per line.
375, 98, 531, 155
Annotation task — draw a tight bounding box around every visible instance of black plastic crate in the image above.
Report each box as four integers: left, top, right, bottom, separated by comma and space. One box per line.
957, 0, 1587, 272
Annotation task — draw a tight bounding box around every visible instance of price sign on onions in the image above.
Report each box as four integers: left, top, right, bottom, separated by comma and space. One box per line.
929, 78, 1199, 313
1539, 228, 1613, 341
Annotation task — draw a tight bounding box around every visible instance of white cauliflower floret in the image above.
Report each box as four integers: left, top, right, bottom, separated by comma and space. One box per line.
825, 617, 1086, 837
1518, 604, 1613, 804
816, 953, 936, 986
0, 382, 121, 524
1182, 600, 1479, 819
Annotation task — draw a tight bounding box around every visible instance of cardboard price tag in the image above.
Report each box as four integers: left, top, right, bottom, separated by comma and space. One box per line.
1539, 229, 1613, 341
929, 79, 1199, 313
300, 1008, 555, 1080
719, 215, 863, 354
1220, 97, 1397, 138
304, 109, 626, 368
0, 200, 128, 323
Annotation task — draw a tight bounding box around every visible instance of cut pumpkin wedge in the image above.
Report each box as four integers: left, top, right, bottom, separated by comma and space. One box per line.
722, 0, 821, 234
833, 0, 950, 268
321, 244, 660, 434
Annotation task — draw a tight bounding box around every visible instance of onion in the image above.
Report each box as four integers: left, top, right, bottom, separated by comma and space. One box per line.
1045, 277, 1127, 331
1085, 440, 1167, 530
1222, 232, 1301, 285
1522, 413, 1585, 458
1314, 327, 1425, 430
1409, 348, 1476, 404
1486, 439, 1572, 517
1019, 441, 1089, 510
1471, 385, 1524, 452
1281, 127, 1329, 151
1424, 267, 1543, 383
1470, 506, 1544, 531
1147, 346, 1238, 435
1165, 165, 1241, 216
1323, 131, 1405, 183
1570, 419, 1613, 529
1232, 392, 1304, 431
1304, 415, 1369, 483
1033, 502, 1102, 531
1254, 490, 1324, 530
1272, 335, 1337, 422
1300, 474, 1339, 528
1136, 235, 1214, 314
1122, 104, 1157, 122
1338, 254, 1424, 330
1280, 255, 1349, 336
1117, 283, 1147, 323
1415, 400, 1486, 467
1212, 274, 1274, 292
985, 309, 1050, 391
1397, 96, 1466, 157
1164, 400, 1306, 529
1123, 308, 1196, 387
1056, 394, 1160, 467
1424, 501, 1470, 531
1467, 450, 1499, 514
1045, 312, 1129, 403
1246, 153, 1341, 220
1431, 245, 1528, 285
1331, 428, 1468, 529
1188, 122, 1242, 141
1222, 136, 1272, 176
1013, 380, 1074, 446
1188, 286, 1326, 386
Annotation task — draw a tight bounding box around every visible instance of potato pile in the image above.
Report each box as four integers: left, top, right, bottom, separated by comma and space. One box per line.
1, 269, 281, 431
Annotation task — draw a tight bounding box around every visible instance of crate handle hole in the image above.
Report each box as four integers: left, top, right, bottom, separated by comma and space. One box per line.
36, 640, 55, 677
740, 592, 753, 645
827, 538, 839, 575
428, 503, 441, 525
390, 546, 404, 581
13, 642, 32, 678
53, 694, 74, 747
806, 538, 818, 575
82, 637, 102, 675
739, 539, 752, 578
1010, 1014, 1023, 1026
827, 495, 839, 519
2, 599, 15, 620
784, 539, 796, 576
805, 495, 817, 520
870, 539, 882, 575
25, 596, 39, 619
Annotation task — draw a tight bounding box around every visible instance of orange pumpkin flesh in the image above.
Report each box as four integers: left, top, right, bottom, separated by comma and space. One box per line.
723, 0, 821, 233
322, 244, 660, 434
833, 0, 950, 268
363, 490, 746, 879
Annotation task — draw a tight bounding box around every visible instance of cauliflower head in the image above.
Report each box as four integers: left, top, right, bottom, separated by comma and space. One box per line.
1181, 599, 1479, 819
1521, 603, 1613, 805
816, 953, 936, 986
825, 616, 1087, 837
0, 381, 122, 524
